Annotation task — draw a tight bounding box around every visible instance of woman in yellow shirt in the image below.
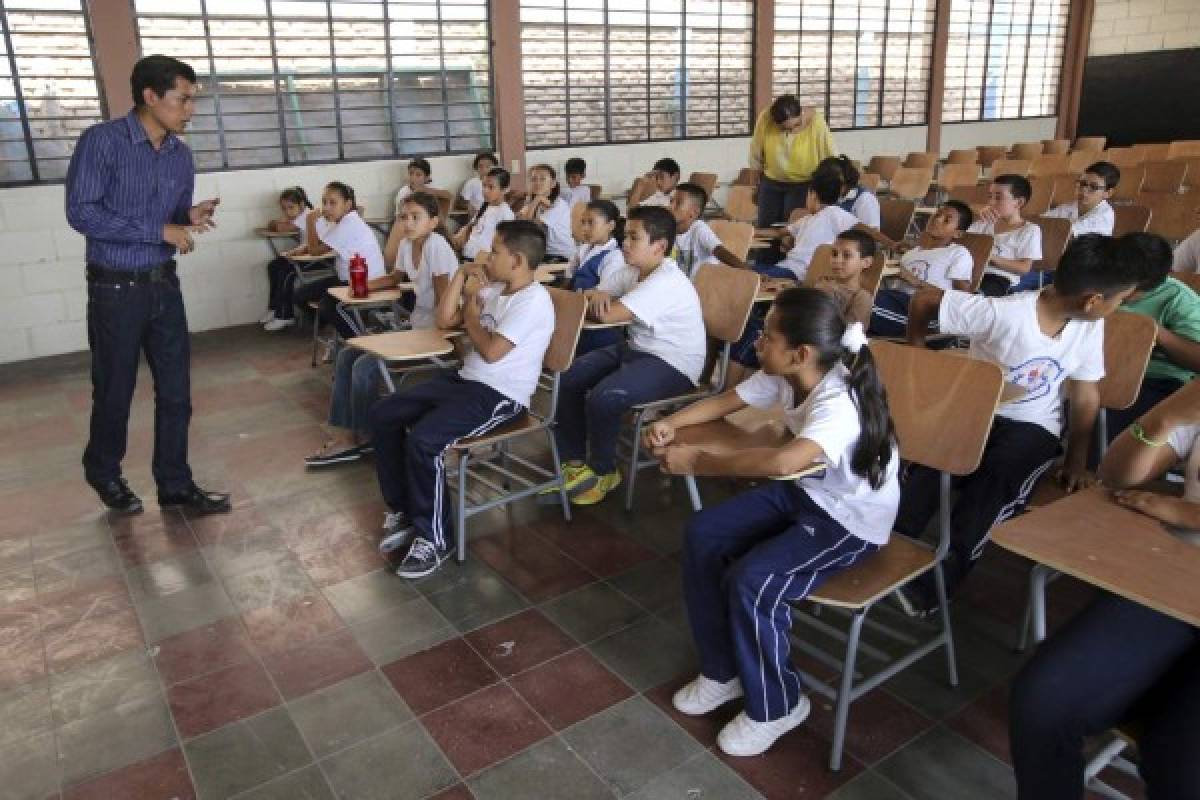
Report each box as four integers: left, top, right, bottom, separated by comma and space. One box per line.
749, 95, 836, 227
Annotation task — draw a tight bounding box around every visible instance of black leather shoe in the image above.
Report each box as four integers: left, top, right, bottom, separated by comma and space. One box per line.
158, 484, 232, 515
90, 478, 144, 515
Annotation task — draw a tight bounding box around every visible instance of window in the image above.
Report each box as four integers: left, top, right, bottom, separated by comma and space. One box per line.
0, 0, 105, 184
772, 0, 934, 130
942, 0, 1068, 122
520, 0, 754, 148
134, 0, 493, 170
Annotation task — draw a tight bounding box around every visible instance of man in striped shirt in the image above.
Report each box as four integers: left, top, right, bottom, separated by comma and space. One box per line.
65, 55, 230, 516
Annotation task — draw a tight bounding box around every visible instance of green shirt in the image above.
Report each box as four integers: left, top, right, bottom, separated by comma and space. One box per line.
1121, 277, 1200, 384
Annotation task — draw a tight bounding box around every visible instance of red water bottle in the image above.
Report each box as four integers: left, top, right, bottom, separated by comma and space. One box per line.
349, 252, 368, 298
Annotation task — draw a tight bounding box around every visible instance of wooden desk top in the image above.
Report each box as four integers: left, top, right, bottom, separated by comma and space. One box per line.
754, 278, 797, 303
254, 227, 301, 238
583, 318, 632, 330
666, 406, 825, 480
327, 285, 414, 305
993, 487, 1200, 628
347, 329, 456, 362
287, 252, 335, 263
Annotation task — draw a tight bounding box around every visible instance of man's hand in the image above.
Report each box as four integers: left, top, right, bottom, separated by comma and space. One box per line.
189, 197, 220, 232
163, 224, 195, 255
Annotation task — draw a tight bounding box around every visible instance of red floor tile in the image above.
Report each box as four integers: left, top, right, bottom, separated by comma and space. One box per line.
717, 721, 862, 799
423, 682, 552, 776
297, 542, 386, 588
805, 687, 935, 766
646, 674, 741, 747
946, 682, 1012, 764
510, 648, 634, 731
186, 503, 278, 548
0, 414, 81, 452
260, 628, 371, 700
152, 617, 257, 686
191, 378, 284, 415
167, 659, 282, 738
63, 747, 195, 800
241, 592, 344, 656
36, 576, 132, 632
110, 511, 198, 568
464, 609, 577, 677
469, 529, 596, 602
0, 616, 45, 690
381, 637, 499, 715
531, 516, 656, 578
0, 479, 105, 538
44, 607, 144, 674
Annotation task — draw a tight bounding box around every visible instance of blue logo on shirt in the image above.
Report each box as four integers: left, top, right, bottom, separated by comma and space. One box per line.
1006, 357, 1064, 403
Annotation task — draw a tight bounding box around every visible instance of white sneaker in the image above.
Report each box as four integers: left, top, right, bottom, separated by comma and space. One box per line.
259, 310, 275, 324
672, 675, 743, 716
264, 317, 295, 332
716, 697, 812, 757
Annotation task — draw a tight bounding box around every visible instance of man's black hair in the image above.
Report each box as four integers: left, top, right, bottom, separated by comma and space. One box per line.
131, 55, 197, 108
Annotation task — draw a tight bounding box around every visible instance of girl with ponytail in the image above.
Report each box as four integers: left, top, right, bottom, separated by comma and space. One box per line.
644, 287, 899, 758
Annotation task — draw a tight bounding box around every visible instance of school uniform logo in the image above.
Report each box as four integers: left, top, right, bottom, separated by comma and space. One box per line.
1006, 357, 1063, 403
906, 259, 931, 282
479, 312, 498, 331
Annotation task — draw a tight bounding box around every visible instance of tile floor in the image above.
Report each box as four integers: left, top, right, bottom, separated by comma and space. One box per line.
0, 326, 1140, 799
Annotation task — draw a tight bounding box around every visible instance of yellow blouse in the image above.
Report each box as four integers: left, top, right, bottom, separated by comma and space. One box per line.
748, 109, 836, 183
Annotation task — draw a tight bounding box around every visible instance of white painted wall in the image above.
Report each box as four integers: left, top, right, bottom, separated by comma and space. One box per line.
0, 116, 1055, 365
1089, 0, 1200, 56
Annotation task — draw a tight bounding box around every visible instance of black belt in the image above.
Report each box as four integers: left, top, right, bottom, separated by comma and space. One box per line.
87, 261, 177, 284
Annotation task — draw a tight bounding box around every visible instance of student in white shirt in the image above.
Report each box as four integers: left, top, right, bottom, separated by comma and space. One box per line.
566, 199, 631, 354
774, 169, 859, 281
455, 167, 515, 260
371, 220, 555, 578
307, 191, 460, 469
517, 163, 574, 260
551, 206, 705, 506
561, 157, 593, 206
639, 157, 681, 207
897, 235, 1140, 616
459, 152, 498, 217
970, 174, 1044, 296
393, 157, 432, 215
648, 288, 899, 758
1043, 161, 1118, 237
1172, 226, 1200, 273
263, 186, 314, 328
670, 182, 749, 278
1011, 378, 1200, 800
870, 200, 975, 337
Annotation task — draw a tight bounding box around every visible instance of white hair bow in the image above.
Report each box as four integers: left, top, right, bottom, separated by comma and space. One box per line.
840, 321, 868, 354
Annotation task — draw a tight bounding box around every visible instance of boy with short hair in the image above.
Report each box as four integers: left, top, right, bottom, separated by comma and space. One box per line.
821, 229, 876, 327
551, 205, 706, 506
371, 220, 555, 577
1043, 161, 1119, 237
896, 233, 1141, 615
640, 158, 681, 207
869, 200, 975, 337
394, 158, 432, 213
670, 182, 750, 278
970, 174, 1043, 297
774, 169, 859, 282
562, 157, 592, 206
460, 152, 499, 216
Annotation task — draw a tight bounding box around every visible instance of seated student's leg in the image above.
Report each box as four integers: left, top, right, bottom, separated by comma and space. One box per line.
368, 372, 458, 513
1011, 271, 1046, 293
323, 293, 358, 340
554, 343, 624, 465
751, 263, 798, 280
266, 257, 291, 314
291, 275, 342, 320
1104, 377, 1185, 445
1137, 639, 1200, 799
574, 328, 620, 357
1010, 593, 1200, 800
869, 288, 913, 338
978, 273, 1012, 298
349, 354, 385, 443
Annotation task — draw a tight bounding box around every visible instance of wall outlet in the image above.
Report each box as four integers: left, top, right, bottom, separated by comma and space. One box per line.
511, 158, 521, 173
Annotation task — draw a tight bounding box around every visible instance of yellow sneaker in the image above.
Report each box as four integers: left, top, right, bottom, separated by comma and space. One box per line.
538, 462, 595, 503
571, 471, 621, 506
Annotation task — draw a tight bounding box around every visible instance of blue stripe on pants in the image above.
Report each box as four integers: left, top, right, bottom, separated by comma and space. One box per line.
682, 481, 879, 722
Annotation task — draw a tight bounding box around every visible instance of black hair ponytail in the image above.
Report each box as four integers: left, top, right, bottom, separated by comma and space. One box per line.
771, 288, 896, 489
325, 181, 356, 211
280, 186, 313, 210
585, 199, 625, 244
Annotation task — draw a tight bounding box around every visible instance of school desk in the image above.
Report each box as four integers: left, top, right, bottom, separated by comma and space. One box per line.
327, 284, 415, 337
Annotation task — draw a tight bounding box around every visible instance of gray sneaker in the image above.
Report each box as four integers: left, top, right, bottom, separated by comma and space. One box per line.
395, 537, 453, 579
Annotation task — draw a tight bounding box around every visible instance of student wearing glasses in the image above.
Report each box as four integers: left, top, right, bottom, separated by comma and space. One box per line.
1043, 161, 1119, 237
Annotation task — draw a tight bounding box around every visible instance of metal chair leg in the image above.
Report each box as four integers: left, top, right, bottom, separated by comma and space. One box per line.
830, 611, 866, 772
623, 411, 645, 511
455, 453, 469, 563
547, 429, 571, 522
933, 563, 959, 687
310, 308, 320, 367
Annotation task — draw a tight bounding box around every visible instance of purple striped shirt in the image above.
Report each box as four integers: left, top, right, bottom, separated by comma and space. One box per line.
65, 111, 194, 271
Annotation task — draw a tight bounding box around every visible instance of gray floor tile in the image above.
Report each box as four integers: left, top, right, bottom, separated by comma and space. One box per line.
881, 649, 993, 720
134, 581, 239, 643
540, 582, 647, 644
31, 519, 113, 563
49, 648, 161, 726
185, 707, 313, 800
126, 550, 217, 602
0, 679, 52, 749
563, 695, 704, 797
0, 730, 59, 800
825, 770, 917, 800
203, 529, 291, 580
230, 764, 336, 800
320, 721, 457, 800
34, 544, 123, 595
587, 616, 696, 692
56, 692, 177, 785
323, 569, 420, 626
606, 558, 683, 614
625, 751, 762, 800
288, 671, 413, 758
876, 726, 1015, 800
0, 563, 36, 607
468, 737, 615, 800
423, 565, 528, 633
221, 552, 316, 613
348, 596, 456, 666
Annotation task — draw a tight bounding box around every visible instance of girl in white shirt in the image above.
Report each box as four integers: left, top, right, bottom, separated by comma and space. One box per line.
455, 167, 515, 260
649, 287, 899, 759
568, 199, 630, 353
820, 156, 881, 229
459, 152, 498, 216
263, 186, 313, 327
393, 157, 432, 215
517, 164, 574, 261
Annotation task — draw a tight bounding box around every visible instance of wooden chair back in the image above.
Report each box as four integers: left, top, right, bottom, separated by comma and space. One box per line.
1042, 139, 1071, 155
1112, 164, 1146, 203
1074, 136, 1106, 152
688, 171, 719, 201
868, 156, 901, 182
628, 175, 655, 207
1030, 154, 1071, 177
861, 252, 887, 298
947, 149, 978, 165
1174, 272, 1200, 294
542, 287, 589, 374
888, 166, 933, 202
937, 163, 979, 191
1097, 310, 1158, 411
1068, 149, 1099, 173
976, 145, 1009, 168
1010, 141, 1045, 161
1181, 158, 1200, 193
1106, 147, 1143, 168
692, 263, 761, 343
1143, 193, 1200, 242
570, 201, 588, 243
1112, 204, 1151, 237
870, 340, 1004, 475
991, 159, 1030, 178
802, 244, 834, 286
1032, 215, 1072, 272
423, 188, 454, 222
1023, 176, 1054, 218
707, 219, 754, 262
1168, 140, 1200, 161
587, 183, 603, 201
1133, 143, 1170, 163
733, 168, 762, 186
878, 197, 916, 243
948, 183, 988, 209
1141, 160, 1188, 194
1051, 174, 1080, 208
723, 185, 758, 224
859, 172, 882, 192
904, 152, 938, 169
961, 232, 995, 292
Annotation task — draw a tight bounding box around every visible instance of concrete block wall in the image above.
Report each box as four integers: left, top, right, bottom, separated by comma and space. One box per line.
1089, 0, 1200, 56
